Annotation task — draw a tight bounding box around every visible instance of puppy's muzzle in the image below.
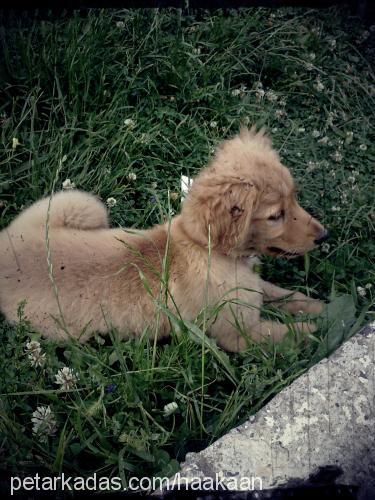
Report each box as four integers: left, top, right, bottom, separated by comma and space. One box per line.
314, 229, 329, 245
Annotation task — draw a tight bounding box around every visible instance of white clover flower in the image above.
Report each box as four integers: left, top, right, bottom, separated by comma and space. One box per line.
314, 79, 325, 92
12, 137, 20, 149
309, 52, 316, 60
348, 176, 356, 183
116, 21, 125, 28
163, 401, 178, 417
55, 367, 79, 391
210, 121, 218, 128
275, 109, 286, 119
124, 118, 136, 128
231, 89, 241, 96
305, 62, 314, 71
328, 38, 336, 49
279, 98, 287, 107
312, 130, 320, 138
331, 206, 341, 212
271, 127, 278, 133
255, 88, 265, 100
307, 161, 318, 172
266, 90, 278, 102
25, 340, 46, 368
331, 151, 343, 162
62, 179, 76, 190
359, 144, 367, 151
127, 172, 137, 181
365, 283, 373, 289
357, 286, 366, 297
321, 242, 330, 253
106, 197, 117, 208
31, 406, 57, 440
318, 136, 329, 145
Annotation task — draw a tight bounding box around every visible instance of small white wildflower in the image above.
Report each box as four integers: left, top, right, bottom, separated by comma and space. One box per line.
330, 169, 336, 178
255, 88, 265, 100
271, 127, 278, 133
12, 137, 20, 149
359, 144, 367, 151
318, 136, 329, 145
345, 131, 354, 144
231, 88, 241, 96
169, 96, 175, 101
365, 283, 373, 289
163, 401, 178, 417
106, 197, 117, 208
331, 206, 341, 212
266, 90, 278, 102
312, 130, 320, 138
305, 62, 314, 71
193, 47, 201, 55
55, 367, 79, 391
210, 121, 218, 128
309, 52, 316, 60
25, 340, 46, 368
357, 286, 366, 297
321, 242, 330, 253
31, 406, 57, 440
307, 161, 318, 172
275, 109, 286, 120
279, 98, 287, 107
151, 182, 157, 190
127, 172, 137, 181
297, 127, 306, 133
116, 21, 125, 28
331, 151, 343, 162
62, 179, 76, 190
348, 176, 356, 183
124, 118, 136, 128
328, 38, 336, 49
314, 79, 325, 92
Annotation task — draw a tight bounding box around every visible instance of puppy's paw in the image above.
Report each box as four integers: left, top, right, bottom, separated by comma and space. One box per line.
290, 293, 324, 315
303, 298, 325, 315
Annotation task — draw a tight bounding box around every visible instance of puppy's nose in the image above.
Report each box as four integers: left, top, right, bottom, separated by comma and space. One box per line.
314, 229, 329, 245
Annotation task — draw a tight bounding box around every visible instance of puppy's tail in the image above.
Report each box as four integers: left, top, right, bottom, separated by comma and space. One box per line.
10, 190, 109, 231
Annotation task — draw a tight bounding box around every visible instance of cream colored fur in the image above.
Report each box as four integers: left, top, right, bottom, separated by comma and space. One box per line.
0, 128, 326, 351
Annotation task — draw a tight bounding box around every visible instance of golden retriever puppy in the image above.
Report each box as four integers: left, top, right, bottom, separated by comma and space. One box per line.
0, 127, 328, 352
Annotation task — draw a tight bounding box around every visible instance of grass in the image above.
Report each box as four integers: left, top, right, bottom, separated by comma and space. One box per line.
0, 6, 374, 487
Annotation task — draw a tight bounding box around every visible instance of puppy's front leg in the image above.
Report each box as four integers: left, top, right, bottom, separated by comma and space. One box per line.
261, 280, 324, 315
215, 320, 316, 352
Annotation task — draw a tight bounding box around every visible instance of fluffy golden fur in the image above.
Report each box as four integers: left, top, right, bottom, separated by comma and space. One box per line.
0, 128, 327, 351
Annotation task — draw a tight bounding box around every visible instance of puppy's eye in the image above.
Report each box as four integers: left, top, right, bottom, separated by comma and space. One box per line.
268, 210, 285, 221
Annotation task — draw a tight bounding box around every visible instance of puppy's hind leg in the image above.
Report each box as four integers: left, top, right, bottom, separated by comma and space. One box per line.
10, 190, 109, 231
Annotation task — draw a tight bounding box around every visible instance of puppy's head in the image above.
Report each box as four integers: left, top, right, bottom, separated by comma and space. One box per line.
181, 127, 328, 258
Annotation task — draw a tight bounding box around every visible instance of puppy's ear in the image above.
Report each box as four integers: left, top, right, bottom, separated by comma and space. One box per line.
181, 180, 258, 254
209, 181, 258, 254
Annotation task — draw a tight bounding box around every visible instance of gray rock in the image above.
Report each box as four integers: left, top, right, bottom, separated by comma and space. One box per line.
177, 322, 375, 498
